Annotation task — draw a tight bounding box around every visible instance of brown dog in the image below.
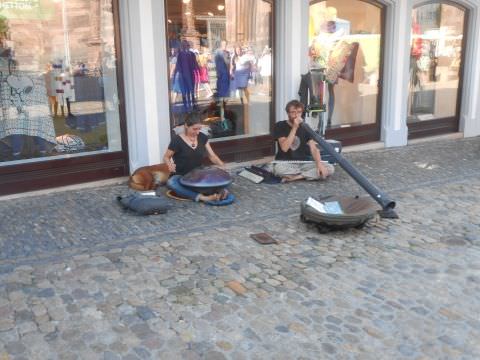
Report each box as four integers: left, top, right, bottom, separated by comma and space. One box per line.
128, 164, 171, 191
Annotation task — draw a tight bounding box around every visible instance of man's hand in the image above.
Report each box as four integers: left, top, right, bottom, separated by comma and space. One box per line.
292, 116, 303, 128
316, 162, 329, 179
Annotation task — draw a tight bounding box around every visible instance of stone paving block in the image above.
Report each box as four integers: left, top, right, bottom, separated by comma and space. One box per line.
1, 138, 480, 358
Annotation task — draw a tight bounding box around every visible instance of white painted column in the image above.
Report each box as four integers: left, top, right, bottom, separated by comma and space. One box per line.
151, 1, 172, 156
381, 0, 410, 147
119, 0, 171, 172
275, 0, 309, 122
460, 3, 480, 137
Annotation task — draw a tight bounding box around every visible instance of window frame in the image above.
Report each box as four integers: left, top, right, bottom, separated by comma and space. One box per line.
407, 0, 469, 139
163, 0, 276, 162
308, 0, 386, 146
0, 0, 130, 195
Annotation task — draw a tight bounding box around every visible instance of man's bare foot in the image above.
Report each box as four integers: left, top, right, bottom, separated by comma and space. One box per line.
198, 193, 219, 202
281, 174, 304, 183
218, 189, 229, 200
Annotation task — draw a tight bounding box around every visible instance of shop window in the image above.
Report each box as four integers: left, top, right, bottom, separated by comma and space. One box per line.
308, 0, 382, 132
165, 0, 273, 140
408, 3, 465, 125
0, 0, 122, 164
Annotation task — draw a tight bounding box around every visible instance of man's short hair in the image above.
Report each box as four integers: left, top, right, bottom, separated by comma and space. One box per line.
285, 100, 305, 113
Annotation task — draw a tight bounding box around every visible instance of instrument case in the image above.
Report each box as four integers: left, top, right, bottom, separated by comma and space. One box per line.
300, 195, 377, 233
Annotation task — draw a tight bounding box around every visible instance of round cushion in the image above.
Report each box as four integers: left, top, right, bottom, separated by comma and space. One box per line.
165, 189, 191, 201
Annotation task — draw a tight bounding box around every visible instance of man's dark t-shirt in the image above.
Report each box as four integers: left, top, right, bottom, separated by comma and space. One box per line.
168, 133, 209, 175
273, 120, 312, 160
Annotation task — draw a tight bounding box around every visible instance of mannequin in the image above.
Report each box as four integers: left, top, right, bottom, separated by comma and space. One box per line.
53, 60, 75, 117
197, 47, 213, 98
214, 40, 230, 127
230, 46, 252, 104
173, 40, 199, 111
311, 20, 358, 127
44, 63, 58, 115
169, 48, 181, 103
325, 40, 358, 127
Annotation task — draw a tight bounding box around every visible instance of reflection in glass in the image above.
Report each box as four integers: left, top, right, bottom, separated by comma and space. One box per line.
0, 0, 121, 164
308, 1, 381, 129
166, 0, 272, 139
408, 3, 464, 122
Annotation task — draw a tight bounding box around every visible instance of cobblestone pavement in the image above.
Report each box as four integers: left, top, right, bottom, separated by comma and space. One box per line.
0, 137, 480, 359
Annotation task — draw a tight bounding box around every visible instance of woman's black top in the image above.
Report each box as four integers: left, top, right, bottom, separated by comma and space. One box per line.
168, 133, 209, 175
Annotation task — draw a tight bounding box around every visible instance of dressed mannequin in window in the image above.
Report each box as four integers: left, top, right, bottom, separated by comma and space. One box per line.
230, 45, 256, 134
322, 20, 342, 128
44, 63, 58, 116
197, 46, 213, 99
311, 20, 358, 128
214, 40, 231, 129
173, 40, 199, 111
169, 48, 182, 103
53, 60, 75, 117
230, 45, 254, 104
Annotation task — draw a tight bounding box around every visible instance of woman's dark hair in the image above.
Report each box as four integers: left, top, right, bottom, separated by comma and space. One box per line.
184, 111, 202, 127
285, 99, 304, 113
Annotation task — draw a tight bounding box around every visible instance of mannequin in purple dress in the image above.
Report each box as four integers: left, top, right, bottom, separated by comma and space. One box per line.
173, 40, 200, 111
214, 40, 231, 129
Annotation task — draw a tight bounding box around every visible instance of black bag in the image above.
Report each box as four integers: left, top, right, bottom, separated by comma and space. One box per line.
117, 193, 171, 215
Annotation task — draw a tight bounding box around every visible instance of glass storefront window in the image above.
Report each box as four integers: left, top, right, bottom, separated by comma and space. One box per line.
165, 0, 272, 140
0, 0, 122, 164
308, 0, 382, 130
408, 3, 465, 123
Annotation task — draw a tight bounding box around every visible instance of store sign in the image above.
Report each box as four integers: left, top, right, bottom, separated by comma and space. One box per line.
0, 0, 54, 20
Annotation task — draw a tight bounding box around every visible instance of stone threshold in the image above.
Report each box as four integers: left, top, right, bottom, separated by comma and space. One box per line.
0, 177, 129, 201
0, 132, 466, 201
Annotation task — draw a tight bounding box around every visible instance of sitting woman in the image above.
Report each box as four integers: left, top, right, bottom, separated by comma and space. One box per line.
163, 112, 234, 205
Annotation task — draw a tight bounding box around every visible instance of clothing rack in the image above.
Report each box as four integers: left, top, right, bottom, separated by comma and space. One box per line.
298, 69, 343, 165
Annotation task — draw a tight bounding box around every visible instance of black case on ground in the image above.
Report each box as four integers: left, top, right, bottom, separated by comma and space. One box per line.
300, 195, 377, 233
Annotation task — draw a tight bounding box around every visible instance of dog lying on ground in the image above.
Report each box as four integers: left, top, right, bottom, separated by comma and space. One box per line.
128, 163, 171, 191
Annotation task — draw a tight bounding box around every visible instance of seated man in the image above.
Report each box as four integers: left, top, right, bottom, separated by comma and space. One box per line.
269, 99, 334, 182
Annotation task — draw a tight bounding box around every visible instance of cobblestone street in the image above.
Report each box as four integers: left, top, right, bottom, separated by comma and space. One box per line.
1, 137, 480, 359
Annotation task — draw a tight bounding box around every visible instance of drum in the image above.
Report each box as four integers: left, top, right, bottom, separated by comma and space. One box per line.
180, 167, 232, 195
